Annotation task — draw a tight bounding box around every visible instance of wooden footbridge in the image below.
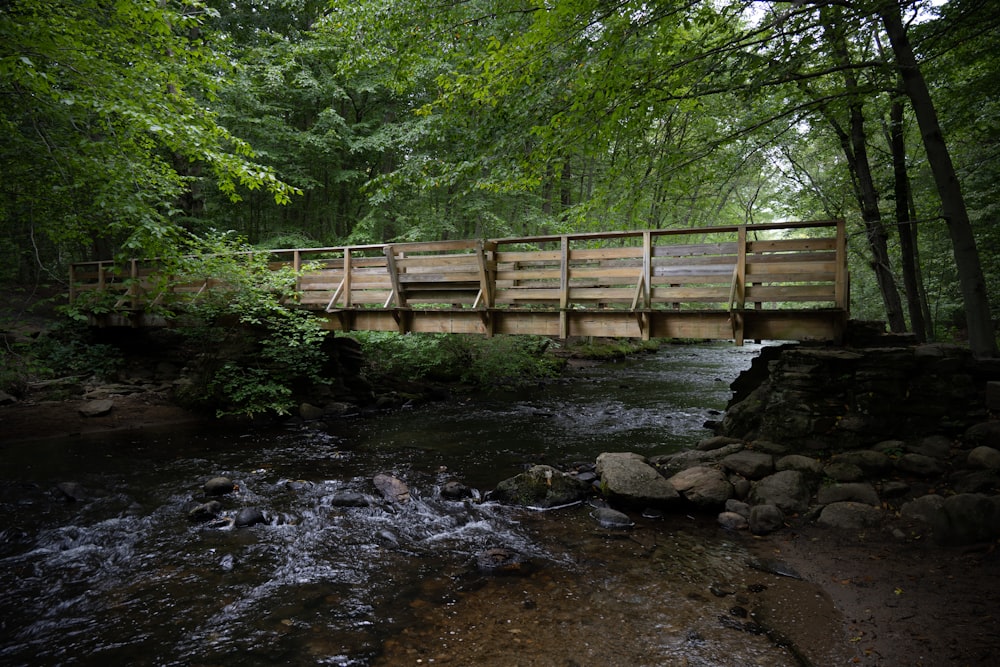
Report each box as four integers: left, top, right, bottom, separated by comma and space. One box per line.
70, 220, 849, 345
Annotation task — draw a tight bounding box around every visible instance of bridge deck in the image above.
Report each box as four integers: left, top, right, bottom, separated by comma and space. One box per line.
69, 220, 849, 344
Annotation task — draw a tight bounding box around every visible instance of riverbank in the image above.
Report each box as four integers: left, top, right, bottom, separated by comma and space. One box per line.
3, 390, 998, 665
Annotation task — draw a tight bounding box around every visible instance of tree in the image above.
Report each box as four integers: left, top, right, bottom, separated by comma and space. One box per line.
0, 0, 299, 277
879, 0, 997, 356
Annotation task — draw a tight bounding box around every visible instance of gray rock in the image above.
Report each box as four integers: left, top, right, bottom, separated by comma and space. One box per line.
55, 481, 87, 502
491, 465, 589, 508
188, 500, 222, 522
696, 436, 744, 452
775, 454, 823, 476
649, 443, 744, 475
748, 504, 785, 535
667, 466, 733, 508
817, 482, 880, 506
939, 494, 1000, 545
830, 450, 892, 476
476, 547, 530, 574
748, 470, 812, 514
964, 421, 1000, 448
204, 477, 235, 496
440, 481, 473, 500
879, 480, 911, 498
724, 499, 751, 518
952, 470, 1000, 494
596, 452, 679, 507
823, 461, 865, 482
750, 440, 793, 456
78, 399, 114, 417
896, 453, 944, 477
590, 507, 634, 530
299, 402, 325, 420
0, 390, 16, 405
906, 435, 952, 459
817, 502, 882, 530
717, 511, 748, 530
721, 451, 775, 479
900, 494, 945, 526
235, 507, 267, 527
967, 446, 1000, 470
901, 493, 1000, 545
731, 477, 751, 499
373, 473, 411, 503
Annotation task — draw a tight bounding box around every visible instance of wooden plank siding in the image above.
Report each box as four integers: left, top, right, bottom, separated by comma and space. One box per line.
69, 220, 850, 344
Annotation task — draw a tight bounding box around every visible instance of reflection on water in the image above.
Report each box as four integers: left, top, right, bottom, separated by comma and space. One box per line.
0, 344, 846, 666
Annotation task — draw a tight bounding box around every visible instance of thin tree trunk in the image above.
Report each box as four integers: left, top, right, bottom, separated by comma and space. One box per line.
880, 1, 996, 356
889, 95, 927, 341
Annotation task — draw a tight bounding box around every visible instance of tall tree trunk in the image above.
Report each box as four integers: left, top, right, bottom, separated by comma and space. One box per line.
889, 95, 928, 341
880, 1, 997, 357
822, 5, 906, 332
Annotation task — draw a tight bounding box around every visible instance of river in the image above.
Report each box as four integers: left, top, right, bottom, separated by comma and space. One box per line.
0, 343, 847, 666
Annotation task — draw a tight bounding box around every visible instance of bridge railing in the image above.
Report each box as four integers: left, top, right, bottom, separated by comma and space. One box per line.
69, 220, 848, 341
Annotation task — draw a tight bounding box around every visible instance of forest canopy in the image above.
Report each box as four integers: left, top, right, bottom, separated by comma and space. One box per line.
1, 0, 998, 353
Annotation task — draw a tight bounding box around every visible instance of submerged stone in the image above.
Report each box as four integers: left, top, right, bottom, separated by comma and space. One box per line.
204, 477, 235, 496
590, 507, 634, 530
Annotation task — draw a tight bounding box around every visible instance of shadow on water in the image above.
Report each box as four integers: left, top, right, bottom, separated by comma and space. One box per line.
0, 344, 847, 666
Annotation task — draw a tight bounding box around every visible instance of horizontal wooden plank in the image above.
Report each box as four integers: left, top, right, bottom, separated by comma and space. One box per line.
653, 242, 738, 258
568, 247, 643, 260
399, 271, 482, 283
567, 266, 642, 280
747, 261, 837, 276
389, 240, 480, 253
747, 251, 836, 264
747, 238, 837, 252
745, 285, 836, 301
651, 286, 731, 301
395, 254, 481, 268
495, 269, 561, 281
494, 250, 562, 262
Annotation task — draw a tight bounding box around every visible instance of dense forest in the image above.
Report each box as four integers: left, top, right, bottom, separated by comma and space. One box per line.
2, 0, 999, 356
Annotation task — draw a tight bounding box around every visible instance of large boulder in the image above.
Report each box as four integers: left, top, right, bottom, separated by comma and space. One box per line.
720, 450, 774, 479
373, 474, 411, 504
667, 466, 733, 508
748, 470, 812, 515
596, 452, 679, 507
901, 493, 1000, 545
490, 465, 590, 509
968, 446, 1000, 470
748, 504, 785, 535
817, 482, 880, 507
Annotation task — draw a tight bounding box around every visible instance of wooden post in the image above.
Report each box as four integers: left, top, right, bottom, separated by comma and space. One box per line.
384, 245, 405, 308
559, 236, 570, 339
343, 249, 353, 308
292, 250, 301, 298
732, 226, 747, 345
835, 218, 848, 312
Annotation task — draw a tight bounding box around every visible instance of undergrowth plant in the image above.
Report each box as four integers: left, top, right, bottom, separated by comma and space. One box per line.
354, 331, 562, 389
168, 233, 329, 417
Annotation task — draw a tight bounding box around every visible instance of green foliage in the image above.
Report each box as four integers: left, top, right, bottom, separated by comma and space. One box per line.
0, 321, 124, 396
353, 332, 562, 389
167, 233, 329, 417
0, 0, 300, 274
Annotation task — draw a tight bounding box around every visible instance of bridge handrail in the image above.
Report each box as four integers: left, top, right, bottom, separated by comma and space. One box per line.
69, 220, 848, 342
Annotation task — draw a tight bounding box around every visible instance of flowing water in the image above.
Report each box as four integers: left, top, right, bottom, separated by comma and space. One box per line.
0, 344, 847, 666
